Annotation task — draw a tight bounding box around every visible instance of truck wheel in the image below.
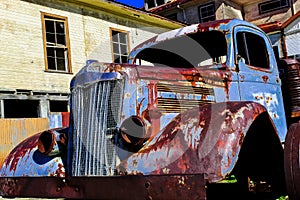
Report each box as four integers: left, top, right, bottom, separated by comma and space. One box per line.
284, 123, 300, 200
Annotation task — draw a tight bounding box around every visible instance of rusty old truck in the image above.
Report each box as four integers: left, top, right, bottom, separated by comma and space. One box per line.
1, 18, 300, 199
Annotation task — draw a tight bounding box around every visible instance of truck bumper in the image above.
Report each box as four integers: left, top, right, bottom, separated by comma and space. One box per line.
0, 174, 206, 199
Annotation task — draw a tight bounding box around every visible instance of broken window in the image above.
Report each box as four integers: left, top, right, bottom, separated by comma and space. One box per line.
3, 99, 40, 118
135, 30, 227, 68
198, 2, 215, 23
156, 0, 165, 6
236, 31, 269, 69
259, 0, 289, 14
42, 13, 71, 73
49, 100, 68, 112
111, 29, 129, 64
146, 0, 155, 9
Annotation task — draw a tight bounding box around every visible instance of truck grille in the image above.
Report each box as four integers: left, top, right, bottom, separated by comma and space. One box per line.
285, 62, 300, 117
157, 83, 215, 113
71, 79, 123, 176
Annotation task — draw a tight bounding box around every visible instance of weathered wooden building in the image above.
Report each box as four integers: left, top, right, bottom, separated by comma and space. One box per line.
0, 0, 183, 165
0, 0, 182, 123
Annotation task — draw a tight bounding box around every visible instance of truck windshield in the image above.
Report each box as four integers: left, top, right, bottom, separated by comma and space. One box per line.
134, 30, 227, 68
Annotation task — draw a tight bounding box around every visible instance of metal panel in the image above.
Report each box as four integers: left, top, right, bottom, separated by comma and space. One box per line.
0, 174, 206, 199
118, 102, 269, 183
157, 82, 215, 113
0, 118, 49, 167
286, 32, 300, 56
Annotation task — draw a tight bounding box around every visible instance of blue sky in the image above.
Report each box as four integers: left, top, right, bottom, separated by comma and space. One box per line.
115, 0, 144, 8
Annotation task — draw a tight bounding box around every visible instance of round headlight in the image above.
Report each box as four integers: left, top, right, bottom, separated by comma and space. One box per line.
120, 115, 149, 146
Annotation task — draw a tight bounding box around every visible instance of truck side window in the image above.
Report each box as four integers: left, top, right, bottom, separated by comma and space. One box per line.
237, 32, 270, 69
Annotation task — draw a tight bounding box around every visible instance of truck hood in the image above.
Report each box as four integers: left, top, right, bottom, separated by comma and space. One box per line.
71, 61, 232, 88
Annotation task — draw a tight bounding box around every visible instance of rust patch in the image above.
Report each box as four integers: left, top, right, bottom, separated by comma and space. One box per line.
53, 163, 65, 177
0, 174, 206, 199
197, 19, 231, 32
262, 75, 269, 83
3, 134, 40, 172
240, 74, 245, 82
118, 102, 267, 183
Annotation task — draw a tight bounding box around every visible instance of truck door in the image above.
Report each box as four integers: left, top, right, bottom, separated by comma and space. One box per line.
234, 26, 287, 141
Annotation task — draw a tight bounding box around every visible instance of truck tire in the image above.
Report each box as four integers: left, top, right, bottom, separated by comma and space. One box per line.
284, 123, 300, 200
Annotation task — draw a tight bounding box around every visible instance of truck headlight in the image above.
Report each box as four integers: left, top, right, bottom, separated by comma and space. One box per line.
120, 115, 150, 147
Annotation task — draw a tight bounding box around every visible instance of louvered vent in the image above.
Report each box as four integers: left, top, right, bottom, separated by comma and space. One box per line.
157, 83, 215, 113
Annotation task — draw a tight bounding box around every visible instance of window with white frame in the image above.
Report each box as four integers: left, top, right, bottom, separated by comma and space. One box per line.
199, 2, 215, 23
42, 13, 71, 73
111, 29, 129, 64
259, 0, 289, 14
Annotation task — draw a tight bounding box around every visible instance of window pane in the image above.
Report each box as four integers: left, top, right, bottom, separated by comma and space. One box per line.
157, 0, 164, 6
147, 0, 155, 8
245, 32, 269, 68
50, 100, 68, 112
47, 57, 56, 70
3, 99, 39, 118
121, 56, 128, 63
114, 54, 121, 63
46, 32, 55, 44
120, 44, 128, 55
45, 20, 54, 33
56, 21, 65, 34
112, 31, 119, 42
237, 32, 249, 65
57, 58, 66, 71
57, 34, 66, 45
47, 47, 55, 57
113, 43, 120, 54
119, 32, 127, 44
56, 48, 65, 58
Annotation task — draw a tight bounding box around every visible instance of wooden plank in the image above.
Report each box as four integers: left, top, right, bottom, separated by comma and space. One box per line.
0, 118, 49, 167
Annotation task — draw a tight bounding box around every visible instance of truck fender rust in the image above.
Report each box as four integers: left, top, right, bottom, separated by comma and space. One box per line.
117, 101, 269, 183
284, 123, 300, 200
0, 128, 67, 177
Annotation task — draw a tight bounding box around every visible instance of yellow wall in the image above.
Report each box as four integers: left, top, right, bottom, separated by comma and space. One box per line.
0, 118, 49, 167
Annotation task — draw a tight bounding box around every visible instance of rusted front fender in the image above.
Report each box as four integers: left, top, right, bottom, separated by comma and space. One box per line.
0, 128, 67, 177
118, 101, 273, 183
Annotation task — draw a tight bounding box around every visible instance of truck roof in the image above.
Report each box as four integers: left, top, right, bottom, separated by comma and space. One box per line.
128, 19, 263, 63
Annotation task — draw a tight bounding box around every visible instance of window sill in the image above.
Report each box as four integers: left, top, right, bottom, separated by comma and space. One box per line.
45, 70, 73, 75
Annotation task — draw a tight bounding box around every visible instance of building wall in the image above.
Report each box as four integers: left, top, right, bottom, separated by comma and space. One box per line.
244, 0, 300, 25
0, 118, 49, 167
0, 0, 174, 120
152, 0, 243, 25
0, 0, 168, 94
216, 2, 243, 20
285, 17, 300, 60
